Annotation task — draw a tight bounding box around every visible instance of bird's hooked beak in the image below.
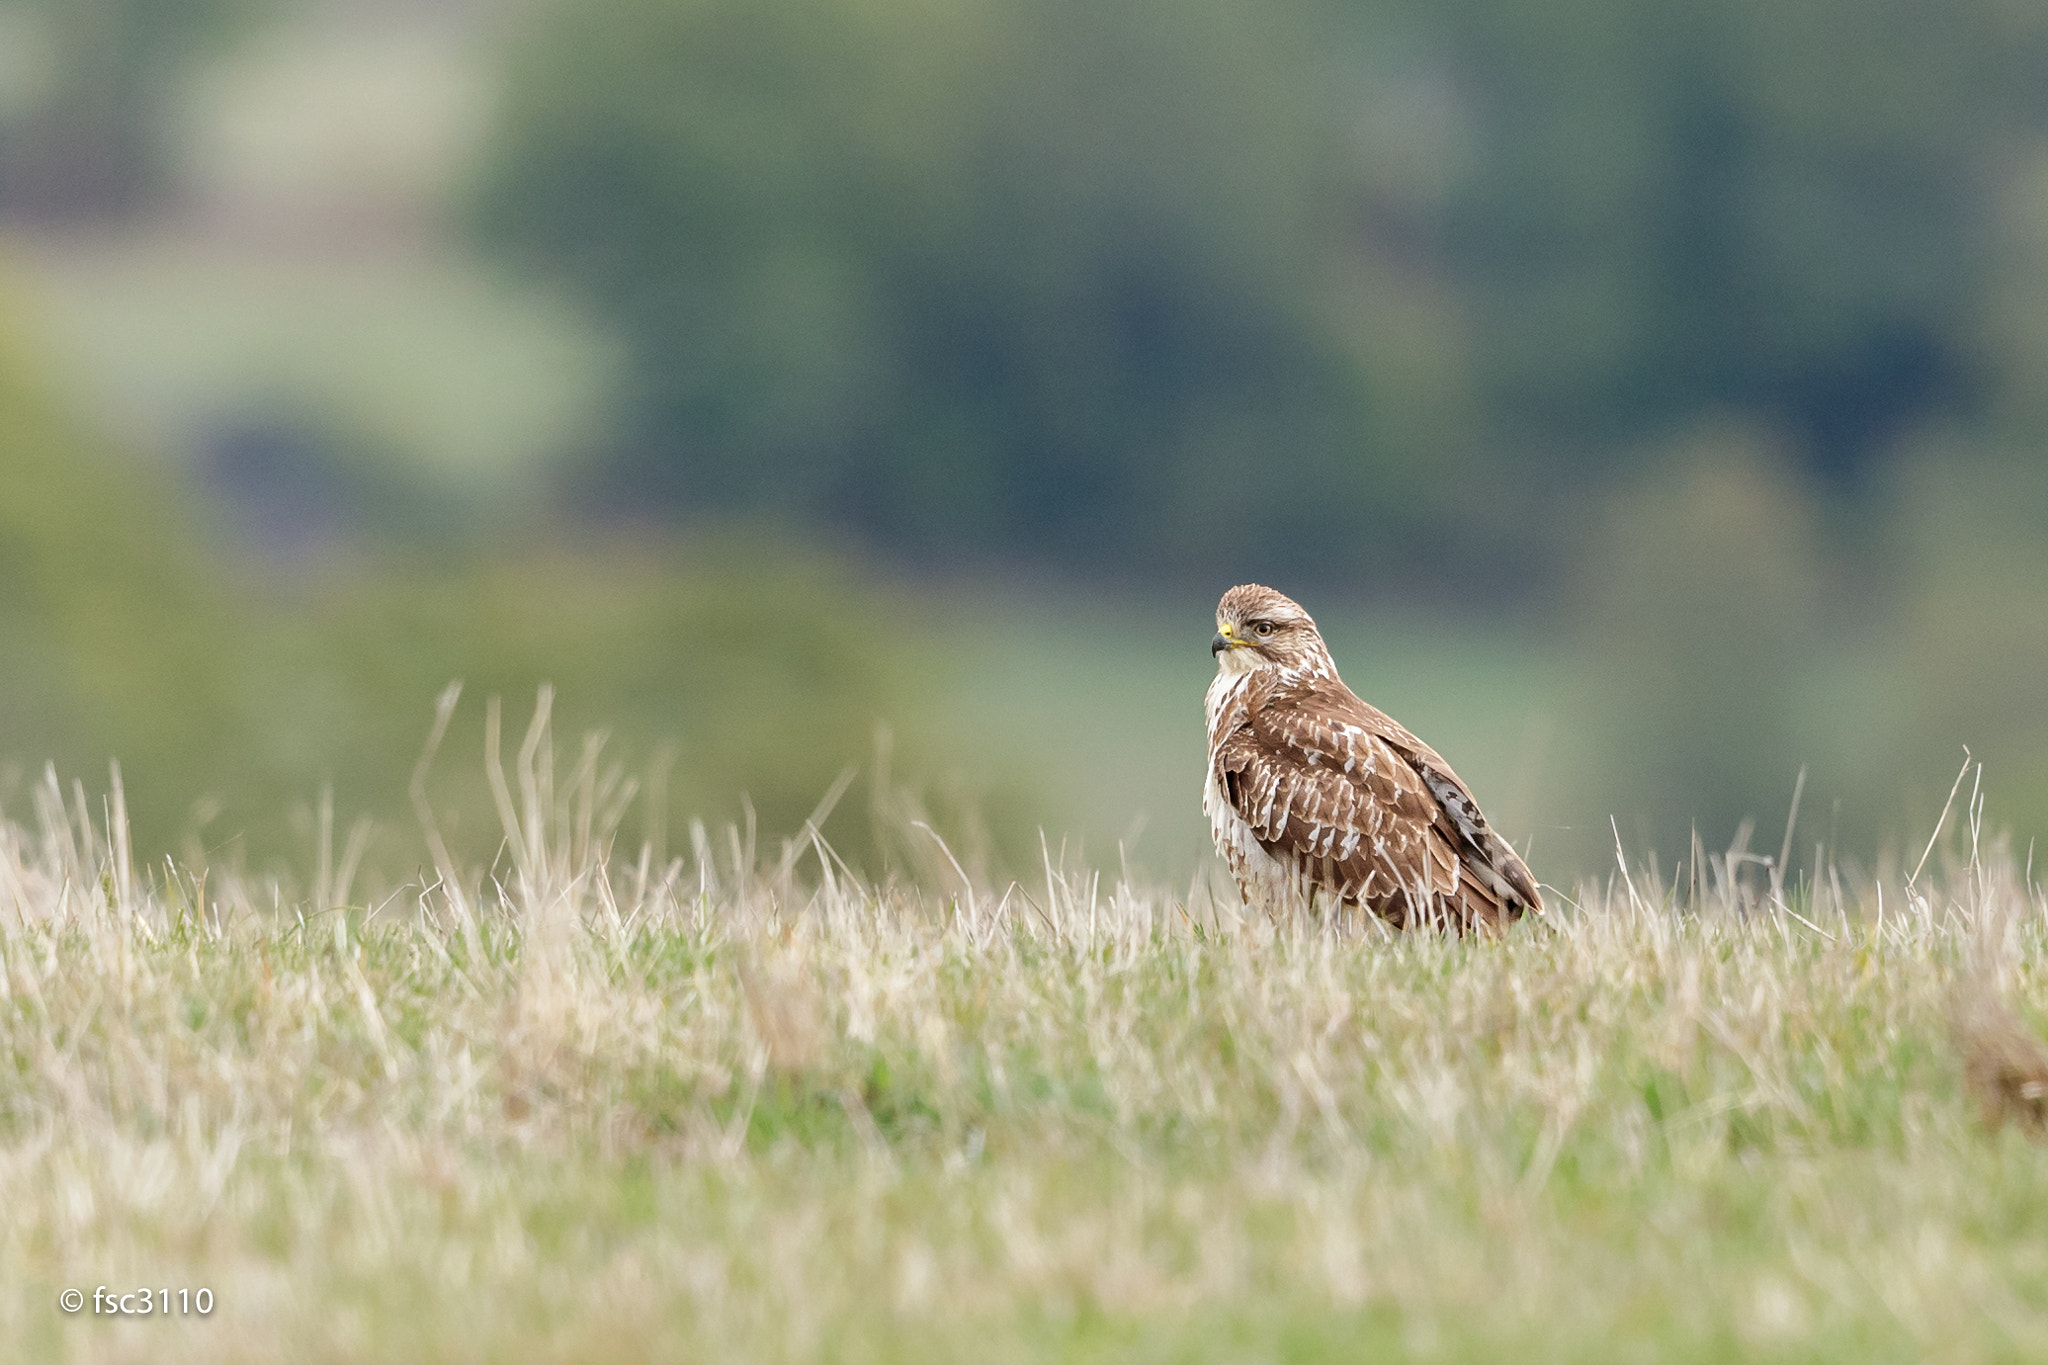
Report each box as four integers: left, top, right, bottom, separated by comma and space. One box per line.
1212, 622, 1240, 657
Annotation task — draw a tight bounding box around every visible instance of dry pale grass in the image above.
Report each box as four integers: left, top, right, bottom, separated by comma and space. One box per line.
4, 712, 2048, 1363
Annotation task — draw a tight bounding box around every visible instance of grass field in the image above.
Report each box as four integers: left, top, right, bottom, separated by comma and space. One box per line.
5, 724, 2048, 1363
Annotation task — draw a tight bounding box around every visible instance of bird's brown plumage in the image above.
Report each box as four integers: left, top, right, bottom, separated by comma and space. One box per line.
1203, 584, 1540, 931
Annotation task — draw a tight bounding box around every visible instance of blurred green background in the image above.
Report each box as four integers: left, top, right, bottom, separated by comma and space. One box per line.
1, 0, 2045, 887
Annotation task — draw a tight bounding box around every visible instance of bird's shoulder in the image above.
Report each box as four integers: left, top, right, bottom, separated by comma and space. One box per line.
1234, 670, 1435, 763
1255, 674, 1536, 913
1215, 671, 1439, 820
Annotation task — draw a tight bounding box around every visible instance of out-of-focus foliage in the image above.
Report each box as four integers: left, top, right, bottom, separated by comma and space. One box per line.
1567, 432, 1830, 860
473, 0, 2048, 578
1877, 446, 2048, 843
473, 0, 1414, 577
1555, 429, 2048, 871
9, 0, 2048, 879
462, 0, 2048, 868
0, 0, 270, 217
0, 292, 932, 874
256, 542, 929, 875
1432, 0, 2033, 482
0, 282, 243, 816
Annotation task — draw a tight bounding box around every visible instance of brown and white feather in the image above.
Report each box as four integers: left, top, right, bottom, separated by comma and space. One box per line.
1203, 584, 1539, 931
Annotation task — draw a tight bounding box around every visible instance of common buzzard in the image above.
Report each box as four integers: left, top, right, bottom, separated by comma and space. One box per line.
1204, 584, 1540, 931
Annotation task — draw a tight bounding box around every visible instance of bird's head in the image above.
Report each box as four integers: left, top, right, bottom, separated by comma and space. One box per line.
1212, 584, 1333, 678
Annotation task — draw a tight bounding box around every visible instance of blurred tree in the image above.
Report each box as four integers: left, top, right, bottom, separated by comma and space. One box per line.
256, 538, 938, 879
0, 0, 272, 218
1425, 0, 2038, 484
1981, 144, 2048, 442
1568, 427, 1830, 864
0, 282, 246, 831
0, 278, 947, 876
472, 0, 1436, 578
1879, 444, 2048, 845
474, 0, 2048, 580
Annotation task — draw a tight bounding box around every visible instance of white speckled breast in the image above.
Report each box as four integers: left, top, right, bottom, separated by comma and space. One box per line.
1204, 667, 1300, 913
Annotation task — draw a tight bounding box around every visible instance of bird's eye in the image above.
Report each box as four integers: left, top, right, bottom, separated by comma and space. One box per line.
1253, 621, 1275, 637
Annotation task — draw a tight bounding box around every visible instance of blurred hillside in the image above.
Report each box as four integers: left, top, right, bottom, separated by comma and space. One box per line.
1, 0, 2045, 883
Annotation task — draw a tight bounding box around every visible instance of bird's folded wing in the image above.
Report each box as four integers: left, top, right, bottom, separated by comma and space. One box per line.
1212, 682, 1459, 906
1214, 675, 1537, 920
